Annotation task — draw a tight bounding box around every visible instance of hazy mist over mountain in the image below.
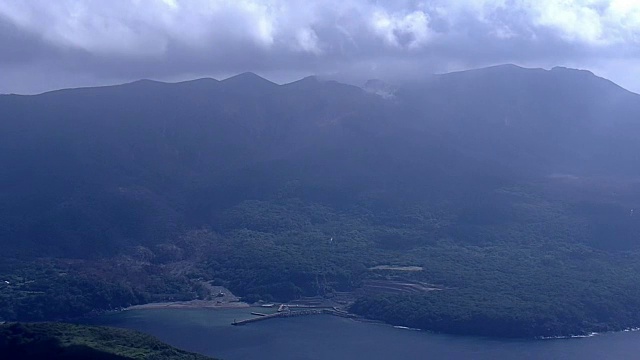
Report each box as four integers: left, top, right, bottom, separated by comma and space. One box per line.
3, 1, 640, 358
1, 63, 639, 254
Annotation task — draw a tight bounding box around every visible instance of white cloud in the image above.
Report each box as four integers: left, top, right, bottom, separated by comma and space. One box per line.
531, 0, 607, 44
294, 28, 322, 54
1, 0, 638, 55
0, 0, 640, 93
370, 9, 432, 49
529, 0, 640, 45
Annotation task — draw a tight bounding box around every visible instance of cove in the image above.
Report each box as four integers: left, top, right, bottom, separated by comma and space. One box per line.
83, 308, 640, 359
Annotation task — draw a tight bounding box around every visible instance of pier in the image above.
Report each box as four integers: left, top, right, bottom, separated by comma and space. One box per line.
250, 312, 269, 317
232, 308, 356, 326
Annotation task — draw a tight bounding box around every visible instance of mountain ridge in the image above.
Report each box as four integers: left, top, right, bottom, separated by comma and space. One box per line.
3, 63, 640, 338
5, 64, 636, 97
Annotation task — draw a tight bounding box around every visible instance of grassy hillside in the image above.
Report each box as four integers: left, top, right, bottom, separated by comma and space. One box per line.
0, 322, 216, 360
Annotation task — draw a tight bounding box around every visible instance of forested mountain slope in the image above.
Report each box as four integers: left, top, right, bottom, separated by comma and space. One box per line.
2, 65, 640, 337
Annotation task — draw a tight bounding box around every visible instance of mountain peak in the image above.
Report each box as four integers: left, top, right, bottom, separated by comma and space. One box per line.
176, 77, 219, 85
485, 63, 525, 70
130, 78, 161, 84
124, 79, 166, 88
222, 72, 276, 87
550, 66, 596, 77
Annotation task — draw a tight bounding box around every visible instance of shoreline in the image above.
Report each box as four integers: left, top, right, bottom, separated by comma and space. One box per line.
125, 299, 250, 310
537, 327, 640, 340
111, 303, 640, 340
118, 300, 640, 341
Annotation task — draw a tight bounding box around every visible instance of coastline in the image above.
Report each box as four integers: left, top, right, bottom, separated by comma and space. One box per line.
113, 302, 640, 340
125, 299, 250, 310
79, 307, 640, 359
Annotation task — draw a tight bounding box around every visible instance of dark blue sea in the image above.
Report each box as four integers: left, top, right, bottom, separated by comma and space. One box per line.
84, 308, 640, 359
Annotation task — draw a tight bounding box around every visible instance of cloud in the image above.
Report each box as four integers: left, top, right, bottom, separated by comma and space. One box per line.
0, 0, 639, 94
370, 9, 432, 49
531, 0, 640, 45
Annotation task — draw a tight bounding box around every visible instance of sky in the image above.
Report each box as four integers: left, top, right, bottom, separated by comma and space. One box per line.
1, 0, 640, 94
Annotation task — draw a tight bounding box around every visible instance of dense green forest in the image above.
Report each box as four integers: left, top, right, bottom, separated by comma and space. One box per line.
0, 258, 208, 321
206, 194, 640, 338
0, 322, 216, 359
2, 65, 640, 337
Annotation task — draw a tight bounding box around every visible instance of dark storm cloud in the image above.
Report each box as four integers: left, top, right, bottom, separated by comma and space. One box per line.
0, 0, 639, 94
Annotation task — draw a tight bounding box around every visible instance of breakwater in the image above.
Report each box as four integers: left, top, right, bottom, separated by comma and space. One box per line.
232, 308, 356, 326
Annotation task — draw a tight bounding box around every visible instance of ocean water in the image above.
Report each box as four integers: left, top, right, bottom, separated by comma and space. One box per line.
84, 308, 640, 360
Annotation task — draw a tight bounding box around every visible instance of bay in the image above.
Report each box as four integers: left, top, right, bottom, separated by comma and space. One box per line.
84, 308, 640, 359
